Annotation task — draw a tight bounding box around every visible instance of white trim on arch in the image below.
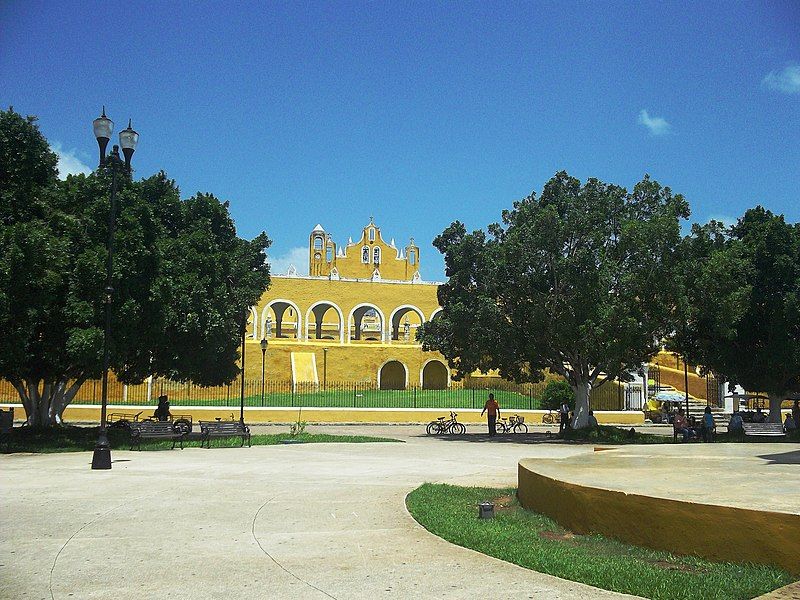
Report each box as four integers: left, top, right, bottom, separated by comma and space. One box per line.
304, 300, 345, 344
347, 303, 387, 343
429, 307, 444, 321
388, 304, 426, 341
261, 299, 304, 340
377, 358, 409, 390
420, 358, 451, 388
249, 306, 259, 339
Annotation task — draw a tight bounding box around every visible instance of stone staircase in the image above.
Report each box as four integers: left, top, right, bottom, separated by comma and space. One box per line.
653, 384, 730, 426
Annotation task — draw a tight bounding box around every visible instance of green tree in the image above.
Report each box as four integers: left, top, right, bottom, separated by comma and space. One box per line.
540, 380, 574, 412
673, 209, 799, 422
418, 171, 689, 428
0, 108, 270, 426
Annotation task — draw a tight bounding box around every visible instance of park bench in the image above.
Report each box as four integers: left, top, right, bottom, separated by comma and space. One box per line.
742, 422, 786, 438
129, 421, 186, 450
199, 420, 251, 448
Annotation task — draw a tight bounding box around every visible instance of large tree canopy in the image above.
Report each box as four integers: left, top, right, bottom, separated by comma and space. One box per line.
418, 171, 689, 428
673, 208, 800, 422
0, 108, 270, 426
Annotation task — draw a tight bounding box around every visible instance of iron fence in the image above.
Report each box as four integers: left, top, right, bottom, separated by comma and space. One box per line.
0, 376, 628, 411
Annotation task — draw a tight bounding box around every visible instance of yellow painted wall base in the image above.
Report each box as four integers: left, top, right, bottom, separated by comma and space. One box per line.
1, 404, 644, 425
517, 460, 800, 574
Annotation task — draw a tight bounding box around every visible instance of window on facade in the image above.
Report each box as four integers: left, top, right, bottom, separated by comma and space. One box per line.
409, 249, 416, 265
326, 246, 333, 262
373, 247, 381, 264
369, 228, 375, 242
313, 236, 323, 250
361, 246, 369, 263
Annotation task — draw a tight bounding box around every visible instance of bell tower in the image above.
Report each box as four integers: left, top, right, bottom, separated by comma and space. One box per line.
309, 224, 336, 277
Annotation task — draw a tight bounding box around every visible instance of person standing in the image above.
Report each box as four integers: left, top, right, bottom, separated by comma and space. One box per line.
481, 393, 500, 437
701, 406, 715, 442
558, 400, 570, 434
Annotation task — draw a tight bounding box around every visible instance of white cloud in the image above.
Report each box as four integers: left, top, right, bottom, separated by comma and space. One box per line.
763, 64, 800, 94
267, 246, 308, 276
707, 214, 736, 228
51, 142, 92, 179
637, 109, 671, 136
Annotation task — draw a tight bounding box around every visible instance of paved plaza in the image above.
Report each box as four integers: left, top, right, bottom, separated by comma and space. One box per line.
1, 425, 797, 599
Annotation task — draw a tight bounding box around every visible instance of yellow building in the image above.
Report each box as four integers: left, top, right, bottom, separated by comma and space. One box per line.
244, 220, 450, 390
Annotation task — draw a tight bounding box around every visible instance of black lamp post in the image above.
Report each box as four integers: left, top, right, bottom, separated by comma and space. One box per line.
323, 347, 328, 391
91, 108, 139, 470
684, 354, 690, 418
240, 314, 247, 425
260, 338, 268, 405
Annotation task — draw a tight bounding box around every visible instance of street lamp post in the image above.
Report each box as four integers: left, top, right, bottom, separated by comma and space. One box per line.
323, 347, 328, 390
683, 354, 690, 418
91, 108, 139, 471
240, 315, 247, 425
260, 338, 268, 406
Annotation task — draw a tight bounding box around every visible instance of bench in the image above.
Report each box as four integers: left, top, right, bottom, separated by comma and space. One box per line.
199, 420, 251, 448
742, 423, 786, 438
130, 421, 186, 450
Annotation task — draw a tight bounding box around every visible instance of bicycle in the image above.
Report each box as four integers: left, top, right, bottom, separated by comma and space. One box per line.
426, 411, 466, 435
496, 414, 528, 434
541, 410, 558, 425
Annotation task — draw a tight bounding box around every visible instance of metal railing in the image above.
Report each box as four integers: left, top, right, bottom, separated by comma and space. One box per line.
0, 376, 629, 411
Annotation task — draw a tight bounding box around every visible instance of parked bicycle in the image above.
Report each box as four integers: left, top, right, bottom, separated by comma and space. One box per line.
106, 410, 193, 434
541, 409, 558, 425
496, 414, 528, 434
426, 411, 466, 435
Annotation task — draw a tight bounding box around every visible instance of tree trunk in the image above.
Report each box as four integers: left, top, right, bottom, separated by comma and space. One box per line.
572, 378, 591, 429
12, 375, 87, 427
767, 392, 784, 424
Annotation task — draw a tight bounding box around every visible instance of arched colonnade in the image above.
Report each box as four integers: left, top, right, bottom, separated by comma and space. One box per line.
252, 301, 443, 344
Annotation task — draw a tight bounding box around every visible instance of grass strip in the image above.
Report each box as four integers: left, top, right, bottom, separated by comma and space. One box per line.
406, 483, 792, 600
1, 426, 401, 453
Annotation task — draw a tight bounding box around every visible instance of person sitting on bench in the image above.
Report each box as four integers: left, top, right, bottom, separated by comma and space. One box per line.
673, 408, 690, 441
154, 395, 171, 422
784, 413, 797, 434
728, 411, 744, 435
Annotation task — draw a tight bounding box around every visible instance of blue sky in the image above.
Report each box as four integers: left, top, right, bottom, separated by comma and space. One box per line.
2, 1, 798, 281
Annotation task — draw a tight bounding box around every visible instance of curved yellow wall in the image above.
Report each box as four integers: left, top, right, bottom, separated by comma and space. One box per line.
517, 459, 800, 574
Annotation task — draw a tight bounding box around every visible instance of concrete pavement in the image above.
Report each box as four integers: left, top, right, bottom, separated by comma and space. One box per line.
0, 426, 638, 600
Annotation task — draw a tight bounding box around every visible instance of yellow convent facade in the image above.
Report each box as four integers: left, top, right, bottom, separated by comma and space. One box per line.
242, 220, 450, 390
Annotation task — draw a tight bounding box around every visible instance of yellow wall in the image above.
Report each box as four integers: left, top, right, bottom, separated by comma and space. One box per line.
243, 339, 447, 385
252, 274, 445, 384
1, 404, 644, 425
518, 459, 800, 574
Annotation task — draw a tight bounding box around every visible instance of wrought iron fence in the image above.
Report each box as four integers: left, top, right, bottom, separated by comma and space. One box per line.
0, 376, 628, 411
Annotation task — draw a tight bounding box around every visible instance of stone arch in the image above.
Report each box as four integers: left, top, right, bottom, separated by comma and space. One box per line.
388, 304, 425, 342
262, 299, 303, 340
347, 303, 386, 343
430, 307, 444, 321
421, 359, 449, 390
305, 301, 345, 343
378, 359, 407, 390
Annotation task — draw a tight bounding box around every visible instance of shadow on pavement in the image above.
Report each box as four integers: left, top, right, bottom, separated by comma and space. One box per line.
757, 449, 800, 465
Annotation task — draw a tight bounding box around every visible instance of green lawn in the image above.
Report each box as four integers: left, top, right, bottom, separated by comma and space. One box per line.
0, 425, 401, 453
406, 483, 792, 600
103, 387, 544, 410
